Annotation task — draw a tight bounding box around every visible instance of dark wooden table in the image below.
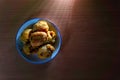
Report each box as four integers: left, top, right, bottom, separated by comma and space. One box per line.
0, 0, 120, 80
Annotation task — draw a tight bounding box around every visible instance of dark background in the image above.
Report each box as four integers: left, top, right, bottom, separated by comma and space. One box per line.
0, 0, 120, 80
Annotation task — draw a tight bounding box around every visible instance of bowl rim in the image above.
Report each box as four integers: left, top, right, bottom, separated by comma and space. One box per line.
16, 18, 62, 64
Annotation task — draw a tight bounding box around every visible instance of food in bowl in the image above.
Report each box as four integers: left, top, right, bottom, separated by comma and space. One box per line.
20, 29, 32, 44
37, 44, 55, 59
20, 20, 56, 59
30, 31, 47, 47
33, 20, 49, 32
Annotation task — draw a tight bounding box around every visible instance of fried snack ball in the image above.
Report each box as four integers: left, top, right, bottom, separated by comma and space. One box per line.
30, 31, 47, 47
20, 29, 32, 44
23, 44, 39, 55
46, 44, 55, 51
33, 20, 49, 32
47, 31, 56, 43
23, 44, 31, 55
37, 44, 55, 59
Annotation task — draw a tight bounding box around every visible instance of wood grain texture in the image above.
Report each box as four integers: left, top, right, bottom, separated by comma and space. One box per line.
0, 0, 120, 80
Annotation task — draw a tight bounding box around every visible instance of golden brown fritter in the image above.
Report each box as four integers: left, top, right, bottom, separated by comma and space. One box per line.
30, 31, 47, 47
46, 44, 55, 51
20, 29, 32, 44
37, 44, 55, 59
33, 20, 49, 32
47, 31, 56, 43
23, 44, 31, 55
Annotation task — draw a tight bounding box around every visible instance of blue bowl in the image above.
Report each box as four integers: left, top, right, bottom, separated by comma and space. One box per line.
16, 18, 62, 64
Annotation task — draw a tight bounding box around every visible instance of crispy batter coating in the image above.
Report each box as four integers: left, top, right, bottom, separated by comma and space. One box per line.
20, 29, 32, 43
46, 44, 55, 51
23, 44, 31, 55
23, 44, 38, 55
47, 31, 56, 43
30, 31, 47, 47
33, 20, 49, 32
37, 44, 55, 59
